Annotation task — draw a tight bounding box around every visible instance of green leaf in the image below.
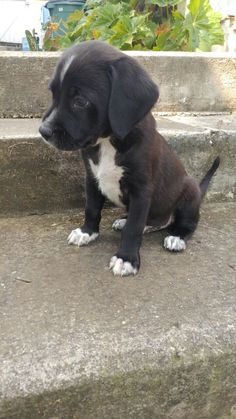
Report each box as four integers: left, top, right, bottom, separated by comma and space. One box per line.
67, 10, 84, 24
109, 32, 133, 48
188, 0, 201, 18
85, 0, 104, 9
131, 43, 148, 50
94, 2, 123, 27
199, 12, 224, 50
112, 15, 133, 36
25, 30, 38, 51
172, 10, 184, 21
131, 14, 150, 30
155, 32, 169, 50
148, 0, 181, 6
59, 36, 73, 49
185, 0, 224, 51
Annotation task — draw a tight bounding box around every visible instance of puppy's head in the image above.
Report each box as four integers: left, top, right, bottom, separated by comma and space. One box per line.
39, 41, 159, 150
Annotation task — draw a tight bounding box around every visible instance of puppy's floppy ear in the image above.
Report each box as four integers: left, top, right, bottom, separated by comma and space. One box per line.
108, 57, 159, 139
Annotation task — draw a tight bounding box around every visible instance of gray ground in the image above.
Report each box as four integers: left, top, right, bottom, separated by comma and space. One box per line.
0, 203, 236, 418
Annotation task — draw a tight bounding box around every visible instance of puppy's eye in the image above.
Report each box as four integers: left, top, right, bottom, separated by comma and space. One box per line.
72, 95, 89, 110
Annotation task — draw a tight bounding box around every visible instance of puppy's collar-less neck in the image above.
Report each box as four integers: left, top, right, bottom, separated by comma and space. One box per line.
110, 129, 141, 153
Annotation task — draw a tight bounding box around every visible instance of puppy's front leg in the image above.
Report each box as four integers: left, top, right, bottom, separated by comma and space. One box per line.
68, 173, 105, 246
110, 192, 151, 277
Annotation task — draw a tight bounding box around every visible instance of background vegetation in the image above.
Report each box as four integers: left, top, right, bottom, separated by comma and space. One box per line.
43, 0, 224, 52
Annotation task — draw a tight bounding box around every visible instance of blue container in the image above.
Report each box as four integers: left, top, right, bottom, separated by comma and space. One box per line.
46, 0, 85, 36
22, 37, 30, 51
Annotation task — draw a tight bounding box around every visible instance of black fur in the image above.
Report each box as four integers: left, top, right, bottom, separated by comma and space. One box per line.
39, 41, 220, 276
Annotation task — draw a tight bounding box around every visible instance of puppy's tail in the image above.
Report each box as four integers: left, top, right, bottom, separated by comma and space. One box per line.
200, 156, 220, 199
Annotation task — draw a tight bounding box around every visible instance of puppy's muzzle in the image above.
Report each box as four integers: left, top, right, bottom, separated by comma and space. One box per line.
39, 122, 54, 141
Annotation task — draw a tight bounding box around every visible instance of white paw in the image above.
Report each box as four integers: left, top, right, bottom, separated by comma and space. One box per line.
112, 218, 127, 231
164, 235, 186, 252
109, 256, 138, 277
67, 228, 98, 246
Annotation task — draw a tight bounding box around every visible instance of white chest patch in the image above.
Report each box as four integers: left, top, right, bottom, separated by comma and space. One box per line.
89, 140, 125, 208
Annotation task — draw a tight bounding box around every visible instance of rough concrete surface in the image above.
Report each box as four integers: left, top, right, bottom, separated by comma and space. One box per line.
0, 114, 235, 214
0, 51, 236, 117
0, 203, 236, 418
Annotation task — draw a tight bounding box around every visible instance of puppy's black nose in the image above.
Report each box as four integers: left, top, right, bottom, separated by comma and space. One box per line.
39, 123, 53, 140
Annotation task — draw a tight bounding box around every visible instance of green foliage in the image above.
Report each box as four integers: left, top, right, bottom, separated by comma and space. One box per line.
25, 29, 39, 51
43, 0, 224, 52
42, 21, 61, 51
148, 0, 182, 6
183, 0, 224, 51
153, 0, 224, 51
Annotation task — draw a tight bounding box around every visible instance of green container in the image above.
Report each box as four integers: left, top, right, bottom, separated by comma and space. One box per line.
46, 1, 85, 36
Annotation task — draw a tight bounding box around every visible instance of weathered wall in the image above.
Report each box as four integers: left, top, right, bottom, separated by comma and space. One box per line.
0, 51, 236, 117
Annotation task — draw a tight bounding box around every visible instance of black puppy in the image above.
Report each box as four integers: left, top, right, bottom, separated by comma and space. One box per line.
39, 41, 219, 277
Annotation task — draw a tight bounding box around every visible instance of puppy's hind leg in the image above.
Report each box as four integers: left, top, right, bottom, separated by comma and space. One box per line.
112, 217, 127, 231
113, 216, 173, 234
164, 178, 201, 252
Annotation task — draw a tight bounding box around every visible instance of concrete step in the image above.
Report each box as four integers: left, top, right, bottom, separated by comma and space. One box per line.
1, 51, 236, 117
0, 114, 236, 214
0, 203, 236, 418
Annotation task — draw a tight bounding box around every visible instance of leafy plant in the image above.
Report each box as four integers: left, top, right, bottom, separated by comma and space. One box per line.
42, 22, 62, 51
43, 0, 224, 52
152, 0, 224, 51
25, 29, 40, 51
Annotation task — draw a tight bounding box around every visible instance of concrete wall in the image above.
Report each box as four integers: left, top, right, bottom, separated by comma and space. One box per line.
0, 51, 236, 117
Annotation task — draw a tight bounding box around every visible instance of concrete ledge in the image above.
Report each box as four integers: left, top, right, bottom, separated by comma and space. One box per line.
0, 51, 236, 117
0, 119, 85, 214
0, 115, 235, 214
0, 204, 236, 417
